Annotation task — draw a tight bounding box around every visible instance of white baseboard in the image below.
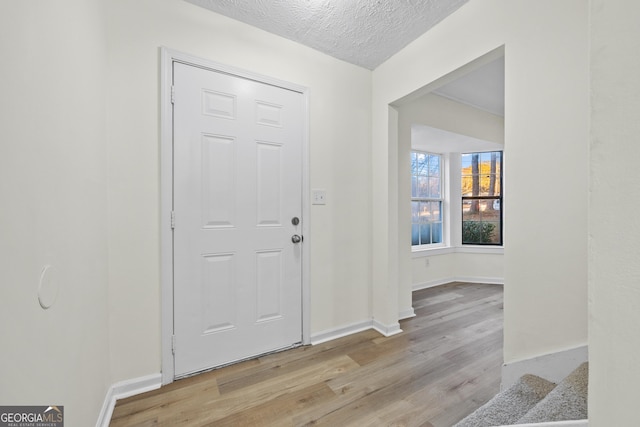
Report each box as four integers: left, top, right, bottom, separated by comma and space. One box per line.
501, 345, 588, 390
413, 276, 504, 291
310, 318, 403, 345
96, 373, 162, 427
310, 320, 374, 345
372, 319, 402, 337
398, 307, 416, 320
454, 276, 504, 285
413, 278, 454, 291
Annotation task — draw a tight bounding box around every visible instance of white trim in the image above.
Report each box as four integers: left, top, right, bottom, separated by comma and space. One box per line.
159, 47, 174, 387
398, 307, 416, 320
96, 373, 162, 427
411, 278, 454, 291
413, 278, 453, 291
412, 246, 455, 257
413, 276, 504, 291
455, 245, 504, 255
412, 245, 504, 257
160, 47, 311, 384
301, 85, 311, 346
454, 276, 504, 285
372, 319, 403, 337
310, 320, 375, 345
501, 345, 588, 390
310, 318, 403, 345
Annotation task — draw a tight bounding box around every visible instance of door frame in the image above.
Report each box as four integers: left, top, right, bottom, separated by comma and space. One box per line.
159, 47, 311, 385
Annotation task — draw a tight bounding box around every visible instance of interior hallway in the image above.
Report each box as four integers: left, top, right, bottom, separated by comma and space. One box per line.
110, 282, 503, 426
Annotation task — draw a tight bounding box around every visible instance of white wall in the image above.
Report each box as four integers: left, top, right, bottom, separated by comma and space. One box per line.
590, 0, 640, 424
0, 0, 600, 424
0, 0, 374, 422
412, 251, 505, 290
0, 1, 111, 426
373, 0, 589, 363
106, 0, 373, 383
397, 93, 504, 311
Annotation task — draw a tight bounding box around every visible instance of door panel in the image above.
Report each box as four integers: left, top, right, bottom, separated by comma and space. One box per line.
173, 62, 303, 377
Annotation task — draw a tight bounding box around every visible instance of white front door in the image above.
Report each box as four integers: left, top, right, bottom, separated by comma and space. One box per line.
172, 62, 303, 377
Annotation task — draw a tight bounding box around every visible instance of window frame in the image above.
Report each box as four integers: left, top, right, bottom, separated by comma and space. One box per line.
461, 150, 503, 246
411, 150, 445, 249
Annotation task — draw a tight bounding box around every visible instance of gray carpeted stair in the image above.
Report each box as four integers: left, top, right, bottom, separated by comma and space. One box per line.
454, 362, 588, 427
516, 362, 588, 424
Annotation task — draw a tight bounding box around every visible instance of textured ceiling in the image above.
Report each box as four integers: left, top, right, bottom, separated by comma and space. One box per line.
434, 56, 505, 116
185, 0, 469, 70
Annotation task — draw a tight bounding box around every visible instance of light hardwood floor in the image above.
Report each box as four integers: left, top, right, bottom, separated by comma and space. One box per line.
110, 282, 503, 426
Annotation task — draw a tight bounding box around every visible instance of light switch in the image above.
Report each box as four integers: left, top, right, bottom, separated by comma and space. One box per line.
312, 189, 327, 205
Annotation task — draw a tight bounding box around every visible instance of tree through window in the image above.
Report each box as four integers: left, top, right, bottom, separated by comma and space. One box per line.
461, 151, 503, 245
411, 151, 443, 246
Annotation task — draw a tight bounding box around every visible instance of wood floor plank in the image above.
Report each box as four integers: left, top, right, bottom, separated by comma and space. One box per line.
217, 333, 379, 395
172, 355, 359, 425
358, 349, 502, 427
110, 282, 503, 426
110, 378, 221, 426
212, 382, 336, 427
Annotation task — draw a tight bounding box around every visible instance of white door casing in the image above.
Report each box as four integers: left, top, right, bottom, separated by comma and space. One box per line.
160, 50, 309, 382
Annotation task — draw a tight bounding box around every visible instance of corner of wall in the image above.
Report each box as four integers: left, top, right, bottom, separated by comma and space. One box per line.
501, 345, 588, 390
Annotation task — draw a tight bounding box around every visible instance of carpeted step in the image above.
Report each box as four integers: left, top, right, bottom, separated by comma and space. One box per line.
453, 374, 557, 427
515, 362, 588, 424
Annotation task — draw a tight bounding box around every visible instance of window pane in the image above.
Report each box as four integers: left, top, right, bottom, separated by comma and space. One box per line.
461, 176, 473, 196
432, 222, 442, 244
461, 150, 503, 245
411, 201, 420, 222
417, 176, 429, 198
411, 150, 444, 247
461, 151, 502, 197
486, 221, 501, 244
430, 201, 442, 221
420, 224, 431, 245
429, 177, 440, 198
461, 153, 472, 170
462, 199, 473, 214
416, 153, 427, 175
462, 198, 501, 244
429, 155, 440, 176
483, 199, 501, 221
410, 152, 417, 175
411, 224, 420, 245
419, 201, 430, 223
462, 221, 485, 244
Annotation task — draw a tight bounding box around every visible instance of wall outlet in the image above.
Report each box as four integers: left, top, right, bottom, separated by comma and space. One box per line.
312, 189, 327, 205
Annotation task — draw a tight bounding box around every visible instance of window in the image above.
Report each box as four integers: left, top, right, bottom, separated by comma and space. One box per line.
461, 151, 503, 245
411, 151, 443, 246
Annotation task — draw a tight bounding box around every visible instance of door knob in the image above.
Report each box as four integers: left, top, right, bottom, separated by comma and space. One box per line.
291, 234, 302, 244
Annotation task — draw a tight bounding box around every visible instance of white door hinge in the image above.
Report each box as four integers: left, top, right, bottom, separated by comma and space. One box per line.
171, 85, 175, 104
171, 211, 175, 229
171, 335, 176, 355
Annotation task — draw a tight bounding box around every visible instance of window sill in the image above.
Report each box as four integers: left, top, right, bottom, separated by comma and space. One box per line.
412, 246, 454, 257
412, 245, 504, 257
456, 245, 504, 255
